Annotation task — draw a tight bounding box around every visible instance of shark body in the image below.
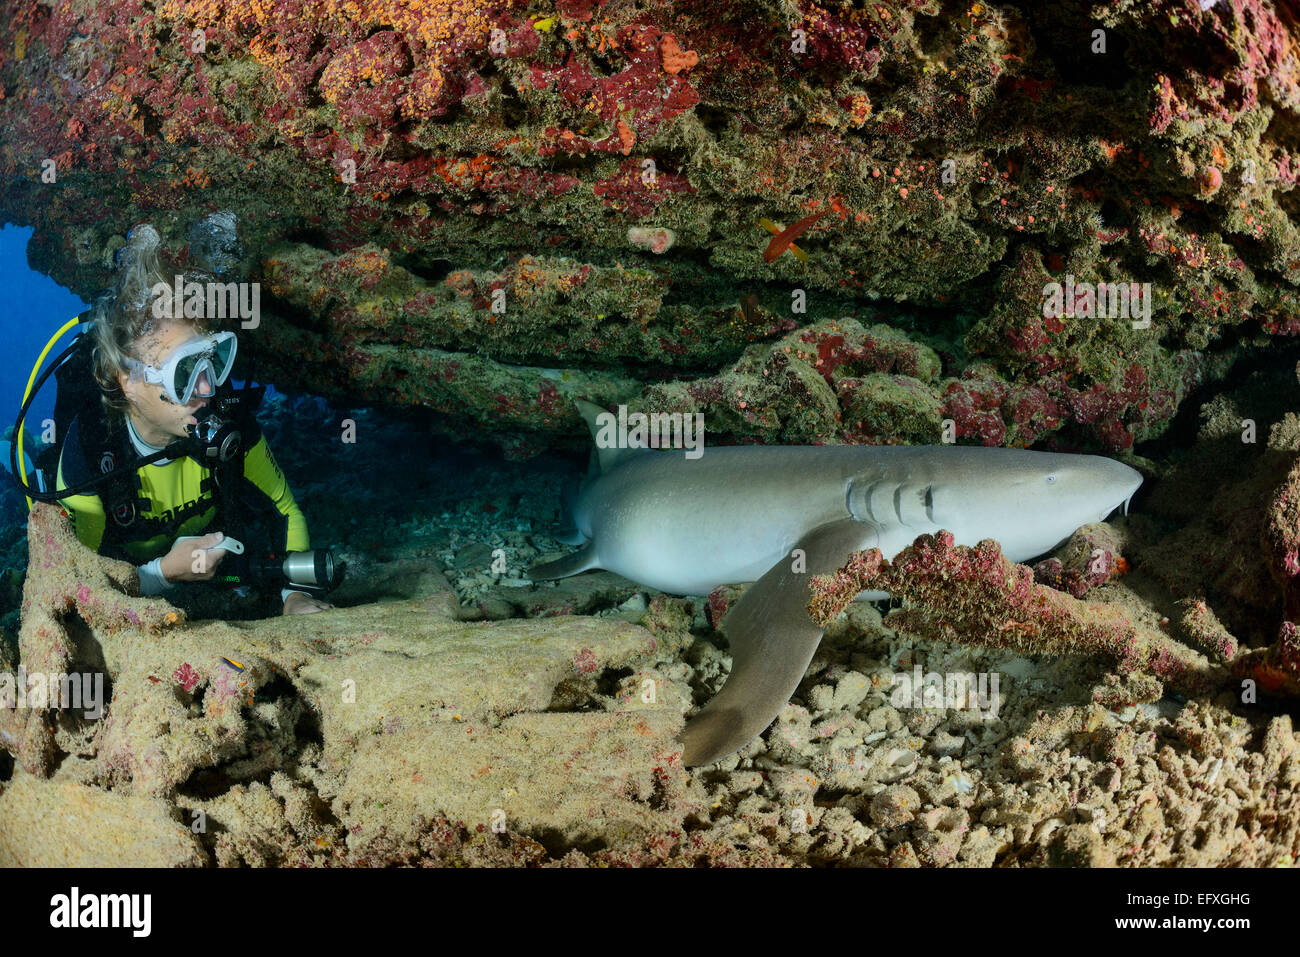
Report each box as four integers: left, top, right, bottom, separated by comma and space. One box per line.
531, 404, 1143, 767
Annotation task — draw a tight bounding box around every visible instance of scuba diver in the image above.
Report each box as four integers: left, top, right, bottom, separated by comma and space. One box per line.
12, 224, 340, 615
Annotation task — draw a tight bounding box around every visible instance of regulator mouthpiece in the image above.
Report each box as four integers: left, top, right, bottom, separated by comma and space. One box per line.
191, 413, 242, 464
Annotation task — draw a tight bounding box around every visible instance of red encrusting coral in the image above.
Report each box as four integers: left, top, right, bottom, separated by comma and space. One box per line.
807, 530, 1226, 708
0, 0, 1298, 455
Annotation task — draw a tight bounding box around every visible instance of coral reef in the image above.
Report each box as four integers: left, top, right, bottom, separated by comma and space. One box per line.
806, 528, 1225, 709
0, 0, 1297, 451
800, 350, 1300, 716
0, 503, 702, 865
5, 383, 1300, 867
1032, 522, 1130, 598
2, 0, 1300, 870
0, 774, 207, 867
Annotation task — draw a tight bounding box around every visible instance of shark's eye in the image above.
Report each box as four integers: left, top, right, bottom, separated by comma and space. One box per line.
1045, 473, 1058, 484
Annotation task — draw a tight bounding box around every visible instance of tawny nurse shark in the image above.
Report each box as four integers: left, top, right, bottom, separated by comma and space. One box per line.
530, 402, 1143, 767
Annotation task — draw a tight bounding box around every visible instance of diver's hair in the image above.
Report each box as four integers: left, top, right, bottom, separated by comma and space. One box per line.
89, 224, 213, 419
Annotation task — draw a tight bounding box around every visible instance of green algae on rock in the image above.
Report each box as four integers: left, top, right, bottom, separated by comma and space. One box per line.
2, 0, 1299, 453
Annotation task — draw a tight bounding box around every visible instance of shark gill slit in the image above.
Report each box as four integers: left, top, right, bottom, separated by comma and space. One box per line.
847, 478, 879, 523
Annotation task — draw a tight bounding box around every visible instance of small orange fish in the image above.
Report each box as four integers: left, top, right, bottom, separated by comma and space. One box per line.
760, 209, 831, 263
737, 293, 761, 324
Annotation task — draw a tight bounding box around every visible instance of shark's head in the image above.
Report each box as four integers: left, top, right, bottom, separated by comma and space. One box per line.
935, 450, 1144, 563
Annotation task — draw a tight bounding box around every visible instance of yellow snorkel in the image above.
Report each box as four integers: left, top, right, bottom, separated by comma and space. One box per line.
18, 315, 83, 510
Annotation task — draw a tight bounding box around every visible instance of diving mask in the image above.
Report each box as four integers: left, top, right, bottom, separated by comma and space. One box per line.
126, 330, 237, 405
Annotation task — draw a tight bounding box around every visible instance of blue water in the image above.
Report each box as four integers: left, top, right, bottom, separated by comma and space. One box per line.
0, 224, 88, 466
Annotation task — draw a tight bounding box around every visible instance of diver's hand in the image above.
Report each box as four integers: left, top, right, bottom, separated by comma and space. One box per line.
283, 592, 334, 615
160, 532, 229, 582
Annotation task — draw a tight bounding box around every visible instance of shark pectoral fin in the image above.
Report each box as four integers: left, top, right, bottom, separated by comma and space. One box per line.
677, 519, 881, 767
552, 528, 589, 547
528, 544, 598, 581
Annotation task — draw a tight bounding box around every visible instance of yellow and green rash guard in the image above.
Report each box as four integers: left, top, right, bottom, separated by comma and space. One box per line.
55, 416, 310, 565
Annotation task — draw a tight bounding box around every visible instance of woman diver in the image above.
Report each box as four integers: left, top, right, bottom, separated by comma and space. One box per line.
50, 225, 333, 615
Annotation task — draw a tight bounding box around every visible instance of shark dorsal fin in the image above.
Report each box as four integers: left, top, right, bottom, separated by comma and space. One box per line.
575, 399, 649, 473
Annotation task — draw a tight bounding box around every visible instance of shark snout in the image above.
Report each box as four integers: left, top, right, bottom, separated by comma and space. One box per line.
1094, 457, 1144, 518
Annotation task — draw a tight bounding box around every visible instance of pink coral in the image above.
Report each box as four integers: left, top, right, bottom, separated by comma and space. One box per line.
172, 663, 200, 692
808, 531, 1225, 704
574, 647, 598, 675
627, 226, 676, 254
